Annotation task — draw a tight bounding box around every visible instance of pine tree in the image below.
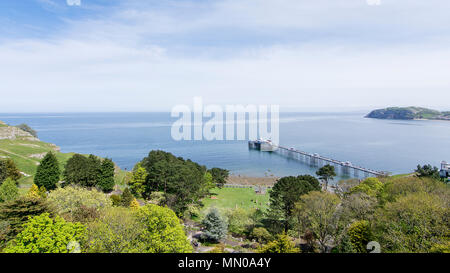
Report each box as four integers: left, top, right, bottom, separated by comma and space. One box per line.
201, 208, 228, 242
128, 163, 147, 197
0, 178, 19, 202
98, 158, 115, 192
121, 188, 133, 207
34, 152, 60, 190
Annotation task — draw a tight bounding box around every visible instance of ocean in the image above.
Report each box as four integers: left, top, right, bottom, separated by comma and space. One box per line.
1, 112, 449, 180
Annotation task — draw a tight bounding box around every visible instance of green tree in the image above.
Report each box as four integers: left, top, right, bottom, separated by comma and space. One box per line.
250, 227, 273, 244
0, 159, 21, 185
47, 186, 112, 216
209, 168, 229, 188
415, 164, 440, 180
121, 188, 133, 207
202, 208, 228, 242
63, 154, 101, 188
0, 197, 53, 241
98, 158, 115, 192
350, 177, 383, 197
268, 175, 320, 232
294, 191, 342, 253
15, 123, 37, 138
347, 220, 373, 253
259, 233, 300, 253
135, 204, 193, 253
316, 164, 336, 190
34, 152, 60, 190
0, 178, 19, 202
225, 208, 254, 236
4, 213, 86, 253
128, 163, 147, 197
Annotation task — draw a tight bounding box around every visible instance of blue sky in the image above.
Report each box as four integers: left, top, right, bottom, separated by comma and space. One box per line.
1, 0, 450, 112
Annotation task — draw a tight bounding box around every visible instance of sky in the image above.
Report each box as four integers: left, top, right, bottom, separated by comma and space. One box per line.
0, 0, 449, 112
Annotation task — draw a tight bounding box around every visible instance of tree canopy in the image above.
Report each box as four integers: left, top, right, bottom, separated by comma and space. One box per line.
34, 152, 60, 191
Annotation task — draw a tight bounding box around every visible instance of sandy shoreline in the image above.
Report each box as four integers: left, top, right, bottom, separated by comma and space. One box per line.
226, 175, 279, 186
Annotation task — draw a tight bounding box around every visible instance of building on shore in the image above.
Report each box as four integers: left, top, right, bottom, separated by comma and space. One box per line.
440, 161, 450, 178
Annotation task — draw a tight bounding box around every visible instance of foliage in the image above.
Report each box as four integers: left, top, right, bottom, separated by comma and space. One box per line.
130, 198, 140, 209
349, 177, 383, 197
47, 186, 112, 215
0, 197, 52, 241
209, 168, 229, 188
110, 194, 122, 206
202, 208, 228, 242
15, 123, 38, 138
27, 184, 47, 199
0, 159, 21, 185
347, 220, 373, 253
250, 227, 273, 244
84, 207, 147, 253
209, 243, 227, 253
0, 178, 19, 202
294, 191, 342, 253
4, 213, 86, 253
268, 175, 320, 232
141, 150, 210, 214
98, 158, 115, 192
225, 208, 254, 236
259, 234, 300, 253
316, 164, 336, 190
34, 152, 60, 191
71, 205, 101, 224
415, 164, 441, 180
63, 154, 102, 188
128, 163, 147, 197
121, 188, 134, 207
135, 204, 193, 253
374, 192, 449, 253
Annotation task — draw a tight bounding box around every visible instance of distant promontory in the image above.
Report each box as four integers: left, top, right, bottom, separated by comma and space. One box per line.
366, 107, 450, 121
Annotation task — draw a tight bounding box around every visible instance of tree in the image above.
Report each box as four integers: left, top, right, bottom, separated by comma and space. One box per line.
294, 191, 342, 253
47, 186, 112, 216
209, 168, 229, 188
415, 164, 440, 180
98, 158, 115, 192
121, 188, 133, 207
250, 227, 273, 244
268, 175, 321, 232
141, 150, 210, 214
202, 208, 228, 242
316, 164, 336, 190
0, 178, 19, 202
34, 152, 60, 190
347, 220, 373, 253
63, 154, 101, 188
0, 197, 53, 241
128, 163, 147, 197
374, 192, 448, 253
259, 234, 300, 253
0, 159, 21, 185
350, 177, 383, 197
15, 123, 37, 138
4, 213, 86, 253
225, 208, 254, 236
135, 204, 193, 253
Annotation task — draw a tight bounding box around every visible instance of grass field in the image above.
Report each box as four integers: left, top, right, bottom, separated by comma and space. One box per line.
202, 187, 271, 213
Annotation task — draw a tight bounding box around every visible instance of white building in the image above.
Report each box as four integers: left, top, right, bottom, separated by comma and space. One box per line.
440, 161, 450, 178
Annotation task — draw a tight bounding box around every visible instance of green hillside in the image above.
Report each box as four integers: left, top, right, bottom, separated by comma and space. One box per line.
366, 106, 450, 120
0, 121, 128, 191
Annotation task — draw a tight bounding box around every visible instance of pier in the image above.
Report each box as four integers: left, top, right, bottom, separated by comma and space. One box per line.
249, 140, 388, 178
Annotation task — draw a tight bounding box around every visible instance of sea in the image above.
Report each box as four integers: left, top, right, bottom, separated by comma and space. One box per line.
1, 112, 449, 180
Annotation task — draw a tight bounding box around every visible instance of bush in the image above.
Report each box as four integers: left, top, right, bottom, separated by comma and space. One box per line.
347, 220, 373, 253
0, 178, 19, 202
259, 234, 300, 253
250, 227, 273, 244
225, 208, 253, 236
202, 208, 228, 242
0, 159, 21, 184
4, 213, 86, 253
48, 186, 112, 216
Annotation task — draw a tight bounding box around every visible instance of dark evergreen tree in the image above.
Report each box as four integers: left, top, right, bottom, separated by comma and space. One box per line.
63, 154, 101, 188
0, 159, 21, 185
121, 188, 133, 207
268, 175, 321, 232
98, 158, 115, 192
34, 152, 60, 190
316, 164, 337, 190
209, 168, 229, 188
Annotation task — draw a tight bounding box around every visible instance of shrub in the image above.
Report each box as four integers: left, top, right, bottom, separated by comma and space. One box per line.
202, 208, 228, 242
347, 220, 373, 253
259, 234, 300, 253
110, 194, 122, 206
4, 213, 86, 253
225, 208, 253, 236
0, 178, 19, 202
48, 186, 112, 215
250, 227, 273, 244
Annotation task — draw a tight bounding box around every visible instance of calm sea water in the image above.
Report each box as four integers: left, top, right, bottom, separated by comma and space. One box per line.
1, 112, 449, 180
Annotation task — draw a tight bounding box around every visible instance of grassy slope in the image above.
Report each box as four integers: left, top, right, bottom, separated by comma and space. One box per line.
0, 130, 129, 192
202, 187, 270, 213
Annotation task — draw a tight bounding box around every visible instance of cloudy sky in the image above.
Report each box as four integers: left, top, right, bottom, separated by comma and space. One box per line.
1, 0, 449, 112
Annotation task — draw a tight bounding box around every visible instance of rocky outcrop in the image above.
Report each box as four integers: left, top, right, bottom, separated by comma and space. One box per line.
0, 124, 39, 141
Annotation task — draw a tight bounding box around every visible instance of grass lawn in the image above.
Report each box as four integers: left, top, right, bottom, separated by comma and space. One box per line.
202, 187, 270, 213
